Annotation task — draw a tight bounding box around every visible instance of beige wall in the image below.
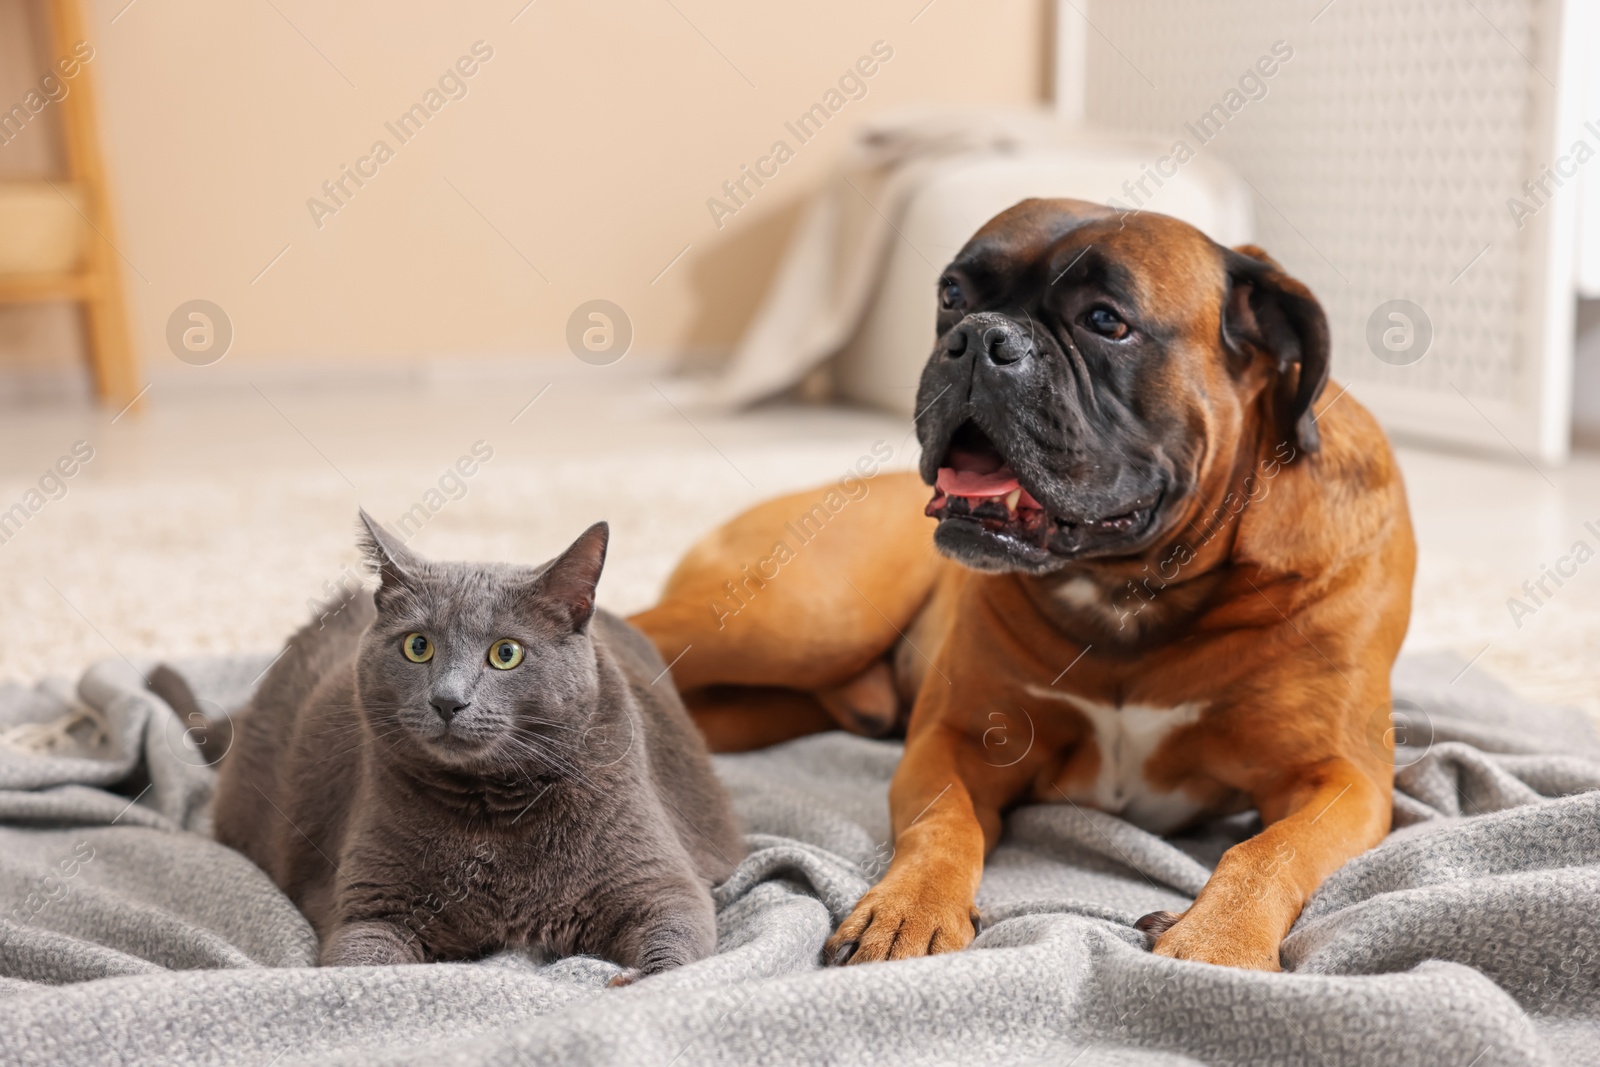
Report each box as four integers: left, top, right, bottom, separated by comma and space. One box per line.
2, 0, 1047, 382
0, 0, 84, 398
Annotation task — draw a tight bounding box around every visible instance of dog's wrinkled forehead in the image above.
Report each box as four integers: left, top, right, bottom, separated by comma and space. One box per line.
965, 198, 1113, 259
954, 199, 1227, 324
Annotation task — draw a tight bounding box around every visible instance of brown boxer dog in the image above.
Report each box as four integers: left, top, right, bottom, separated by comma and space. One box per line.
630, 199, 1414, 971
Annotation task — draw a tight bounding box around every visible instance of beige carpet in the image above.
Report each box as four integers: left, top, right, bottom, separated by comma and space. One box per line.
0, 366, 1594, 722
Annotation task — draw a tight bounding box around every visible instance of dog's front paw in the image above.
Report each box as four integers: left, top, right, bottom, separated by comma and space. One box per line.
825, 873, 981, 965
1137, 907, 1281, 971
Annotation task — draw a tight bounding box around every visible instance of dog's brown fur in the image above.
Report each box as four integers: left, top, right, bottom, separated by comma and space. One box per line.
631, 201, 1414, 970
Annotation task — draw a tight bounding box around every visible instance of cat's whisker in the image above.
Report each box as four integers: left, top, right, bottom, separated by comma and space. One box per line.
517, 733, 585, 756
494, 735, 565, 775
302, 720, 374, 739
298, 708, 413, 735
304, 717, 395, 740
314, 724, 409, 764
497, 734, 602, 791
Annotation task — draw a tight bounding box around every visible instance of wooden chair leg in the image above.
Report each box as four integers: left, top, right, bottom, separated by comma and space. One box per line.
80, 269, 138, 407
44, 0, 141, 410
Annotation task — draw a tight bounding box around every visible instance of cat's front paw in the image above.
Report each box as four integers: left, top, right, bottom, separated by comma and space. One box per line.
319, 921, 426, 967
598, 877, 717, 979
606, 968, 643, 987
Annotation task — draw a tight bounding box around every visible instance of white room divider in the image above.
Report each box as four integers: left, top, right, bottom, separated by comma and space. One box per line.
1062, 0, 1590, 463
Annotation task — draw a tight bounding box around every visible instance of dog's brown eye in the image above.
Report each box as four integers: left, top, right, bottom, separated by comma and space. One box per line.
939, 279, 963, 311
1084, 306, 1129, 339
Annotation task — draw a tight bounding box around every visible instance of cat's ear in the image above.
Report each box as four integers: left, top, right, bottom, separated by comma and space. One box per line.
535, 521, 608, 630
357, 509, 423, 593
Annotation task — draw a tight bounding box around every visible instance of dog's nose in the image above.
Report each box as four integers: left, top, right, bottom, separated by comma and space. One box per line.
946, 316, 1030, 366
981, 324, 1029, 365
430, 696, 468, 723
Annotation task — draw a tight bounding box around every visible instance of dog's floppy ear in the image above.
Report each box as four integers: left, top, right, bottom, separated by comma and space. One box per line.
1221, 244, 1331, 454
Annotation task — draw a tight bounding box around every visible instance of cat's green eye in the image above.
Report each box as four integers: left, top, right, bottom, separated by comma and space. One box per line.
488, 639, 524, 670
401, 632, 433, 663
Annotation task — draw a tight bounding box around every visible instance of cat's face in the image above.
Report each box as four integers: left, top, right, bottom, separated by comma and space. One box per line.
352, 513, 610, 774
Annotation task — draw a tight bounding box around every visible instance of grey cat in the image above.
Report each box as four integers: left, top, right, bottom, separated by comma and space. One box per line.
212, 513, 742, 977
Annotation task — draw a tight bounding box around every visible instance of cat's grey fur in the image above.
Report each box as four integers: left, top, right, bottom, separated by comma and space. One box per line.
212, 513, 742, 975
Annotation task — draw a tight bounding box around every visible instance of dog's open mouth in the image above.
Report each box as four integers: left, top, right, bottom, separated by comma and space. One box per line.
926, 422, 1050, 544
928, 425, 1043, 524
926, 422, 1159, 560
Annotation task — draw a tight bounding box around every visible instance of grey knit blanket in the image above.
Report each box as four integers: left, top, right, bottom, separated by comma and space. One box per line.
1, 652, 1597, 1066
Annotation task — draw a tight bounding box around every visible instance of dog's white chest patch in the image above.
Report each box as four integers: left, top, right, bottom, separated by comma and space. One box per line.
1025, 686, 1205, 834
1053, 578, 1124, 628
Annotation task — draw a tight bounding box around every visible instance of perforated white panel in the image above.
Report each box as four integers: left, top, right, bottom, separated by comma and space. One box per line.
1075, 0, 1577, 458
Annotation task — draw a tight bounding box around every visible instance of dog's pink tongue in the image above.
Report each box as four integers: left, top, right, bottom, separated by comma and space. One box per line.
938, 466, 1019, 498
935, 467, 1043, 510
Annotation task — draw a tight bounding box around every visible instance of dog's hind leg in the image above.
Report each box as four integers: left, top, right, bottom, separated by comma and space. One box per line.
681, 686, 837, 752
814, 659, 901, 738
631, 471, 947, 750
683, 660, 901, 751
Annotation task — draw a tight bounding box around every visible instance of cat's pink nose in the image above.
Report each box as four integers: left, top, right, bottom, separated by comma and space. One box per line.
431, 697, 468, 724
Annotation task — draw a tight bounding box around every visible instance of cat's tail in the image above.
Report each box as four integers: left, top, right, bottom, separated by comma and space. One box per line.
147, 665, 235, 766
